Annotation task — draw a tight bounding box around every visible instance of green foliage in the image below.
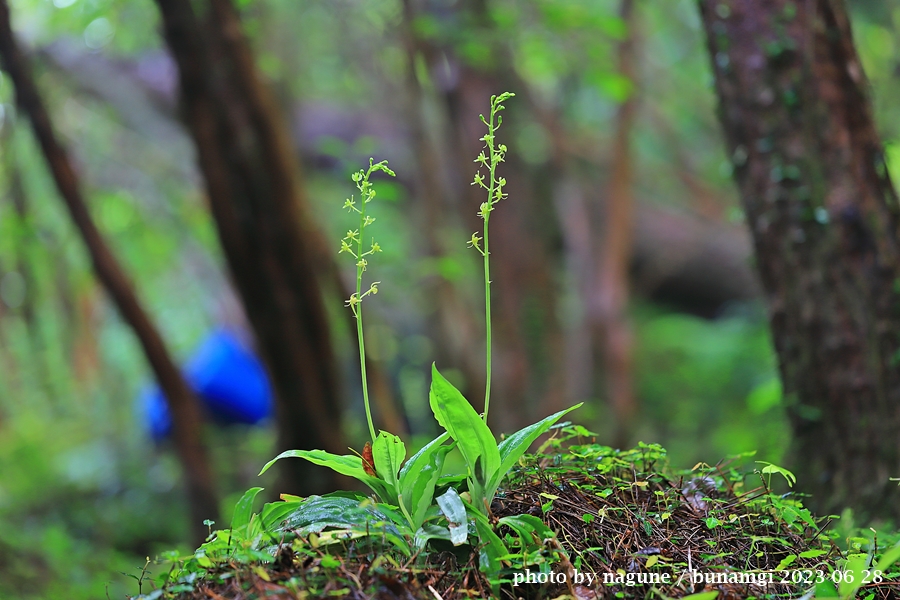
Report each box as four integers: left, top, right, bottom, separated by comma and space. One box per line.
259, 448, 395, 506
398, 432, 455, 530
430, 363, 581, 512
258, 431, 453, 534
633, 305, 790, 464
4, 2, 900, 598
147, 431, 900, 599
757, 460, 797, 488
256, 94, 583, 582
428, 364, 499, 510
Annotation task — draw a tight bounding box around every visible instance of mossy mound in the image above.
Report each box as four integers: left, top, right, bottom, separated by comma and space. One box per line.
135, 439, 900, 600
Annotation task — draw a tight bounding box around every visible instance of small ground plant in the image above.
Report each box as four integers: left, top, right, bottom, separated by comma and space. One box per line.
256, 93, 579, 581
130, 94, 900, 600
134, 429, 900, 600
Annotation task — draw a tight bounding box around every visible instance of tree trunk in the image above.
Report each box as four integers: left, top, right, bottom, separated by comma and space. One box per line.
0, 0, 219, 545
153, 0, 345, 494
699, 0, 900, 521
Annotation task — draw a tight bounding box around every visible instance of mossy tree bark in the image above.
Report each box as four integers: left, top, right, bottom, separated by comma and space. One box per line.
699, 0, 900, 521
154, 0, 344, 494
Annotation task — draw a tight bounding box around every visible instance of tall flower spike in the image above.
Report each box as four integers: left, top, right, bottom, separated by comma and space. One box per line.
342, 158, 395, 444
469, 92, 515, 423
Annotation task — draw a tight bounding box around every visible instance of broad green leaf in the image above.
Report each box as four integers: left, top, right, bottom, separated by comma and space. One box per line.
398, 431, 453, 529
231, 487, 264, 530
680, 593, 719, 600
258, 500, 303, 532
259, 449, 392, 502
757, 461, 796, 487
775, 554, 796, 570
474, 516, 509, 578
429, 364, 500, 506
498, 514, 562, 560
488, 404, 582, 499
414, 523, 454, 550
465, 498, 512, 581
839, 553, 869, 598
436, 487, 468, 546
373, 430, 406, 492
498, 514, 556, 545
875, 542, 900, 572
814, 581, 839, 597
275, 495, 411, 556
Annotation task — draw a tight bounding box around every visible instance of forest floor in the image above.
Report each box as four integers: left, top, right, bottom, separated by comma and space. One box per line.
136, 440, 900, 600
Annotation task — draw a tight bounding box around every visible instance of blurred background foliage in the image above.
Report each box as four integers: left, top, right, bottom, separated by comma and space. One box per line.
0, 0, 898, 597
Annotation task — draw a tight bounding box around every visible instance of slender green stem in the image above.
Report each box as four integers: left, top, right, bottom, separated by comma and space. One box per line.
482, 109, 496, 424
356, 183, 377, 445
471, 93, 512, 422
482, 216, 492, 422
342, 160, 393, 445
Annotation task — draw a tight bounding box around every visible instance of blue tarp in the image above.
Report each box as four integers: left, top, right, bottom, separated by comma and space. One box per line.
140, 328, 273, 439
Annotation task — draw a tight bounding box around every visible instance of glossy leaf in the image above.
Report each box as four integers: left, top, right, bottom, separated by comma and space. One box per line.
258, 500, 303, 532
231, 487, 264, 530
414, 523, 454, 550
398, 431, 453, 529
259, 449, 392, 502
474, 515, 509, 578
488, 404, 582, 500
436, 487, 468, 546
274, 494, 411, 556
498, 513, 557, 548
373, 430, 406, 492
429, 364, 500, 506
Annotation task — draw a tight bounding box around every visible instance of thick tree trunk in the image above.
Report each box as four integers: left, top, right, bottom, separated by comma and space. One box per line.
154, 0, 344, 494
0, 0, 219, 544
699, 0, 900, 521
